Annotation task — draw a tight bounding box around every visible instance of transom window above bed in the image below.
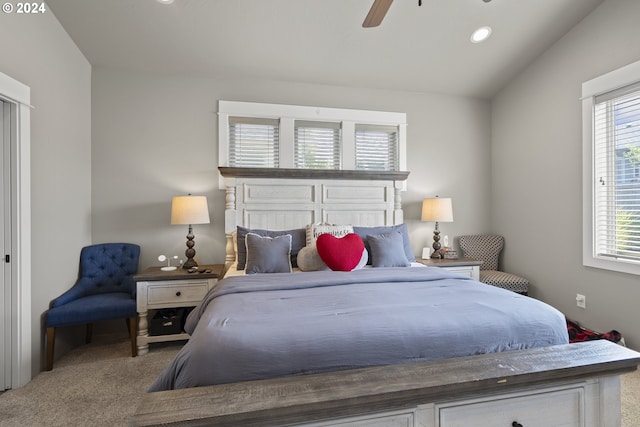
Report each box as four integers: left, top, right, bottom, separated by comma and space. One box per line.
228, 117, 280, 168
218, 100, 407, 173
294, 120, 341, 169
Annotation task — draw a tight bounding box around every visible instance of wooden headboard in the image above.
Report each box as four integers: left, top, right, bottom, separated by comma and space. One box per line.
219, 167, 409, 264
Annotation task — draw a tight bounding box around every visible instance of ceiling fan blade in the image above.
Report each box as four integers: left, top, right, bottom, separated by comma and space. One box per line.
363, 0, 393, 28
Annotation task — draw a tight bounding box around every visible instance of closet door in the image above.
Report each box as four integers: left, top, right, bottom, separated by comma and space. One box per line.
0, 99, 11, 391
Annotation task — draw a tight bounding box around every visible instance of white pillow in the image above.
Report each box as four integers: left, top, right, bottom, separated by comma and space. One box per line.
306, 223, 354, 246
297, 246, 330, 271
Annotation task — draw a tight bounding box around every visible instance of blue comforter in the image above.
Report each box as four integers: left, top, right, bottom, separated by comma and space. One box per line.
149, 267, 568, 391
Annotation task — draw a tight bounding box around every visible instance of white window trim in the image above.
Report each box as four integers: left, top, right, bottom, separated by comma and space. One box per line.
218, 100, 407, 189
582, 59, 640, 275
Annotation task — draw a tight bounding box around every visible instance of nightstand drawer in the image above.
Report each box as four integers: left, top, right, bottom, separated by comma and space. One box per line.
147, 281, 209, 305
417, 258, 482, 281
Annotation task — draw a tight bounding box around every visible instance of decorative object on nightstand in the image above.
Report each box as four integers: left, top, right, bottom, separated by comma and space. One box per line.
158, 254, 179, 271
443, 249, 458, 259
171, 194, 210, 269
421, 196, 454, 259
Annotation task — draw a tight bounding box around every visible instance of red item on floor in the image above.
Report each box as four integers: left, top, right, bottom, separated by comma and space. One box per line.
567, 319, 621, 344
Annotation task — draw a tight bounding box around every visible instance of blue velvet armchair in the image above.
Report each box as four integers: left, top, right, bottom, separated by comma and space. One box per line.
44, 243, 141, 370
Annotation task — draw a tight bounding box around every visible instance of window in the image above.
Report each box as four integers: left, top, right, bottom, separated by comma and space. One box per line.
218, 101, 407, 182
228, 117, 279, 168
294, 121, 341, 169
594, 85, 640, 261
355, 124, 398, 171
583, 59, 640, 275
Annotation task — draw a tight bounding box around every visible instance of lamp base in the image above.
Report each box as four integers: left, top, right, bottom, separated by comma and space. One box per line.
182, 257, 198, 269
181, 224, 198, 269
430, 223, 443, 259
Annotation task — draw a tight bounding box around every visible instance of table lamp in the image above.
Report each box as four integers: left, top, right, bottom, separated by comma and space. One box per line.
421, 197, 453, 259
171, 194, 210, 269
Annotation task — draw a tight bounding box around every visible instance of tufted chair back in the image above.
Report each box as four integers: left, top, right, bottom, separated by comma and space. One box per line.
78, 243, 140, 295
50, 243, 140, 308
458, 235, 504, 271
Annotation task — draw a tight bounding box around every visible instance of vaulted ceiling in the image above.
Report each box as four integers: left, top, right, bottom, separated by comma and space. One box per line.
47, 0, 603, 99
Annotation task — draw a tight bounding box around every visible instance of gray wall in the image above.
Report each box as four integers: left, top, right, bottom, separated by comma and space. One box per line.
91, 70, 492, 270
0, 12, 92, 373
14, 0, 638, 377
492, 0, 640, 348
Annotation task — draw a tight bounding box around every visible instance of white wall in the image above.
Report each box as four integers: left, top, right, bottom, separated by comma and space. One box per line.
91, 69, 492, 270
0, 11, 92, 373
492, 0, 640, 348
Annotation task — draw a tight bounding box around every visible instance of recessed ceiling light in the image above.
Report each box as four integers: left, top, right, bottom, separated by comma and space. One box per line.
156, 0, 174, 4
470, 26, 492, 43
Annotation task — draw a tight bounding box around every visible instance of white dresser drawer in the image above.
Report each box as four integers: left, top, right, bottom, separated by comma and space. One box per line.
147, 281, 209, 305
438, 386, 583, 426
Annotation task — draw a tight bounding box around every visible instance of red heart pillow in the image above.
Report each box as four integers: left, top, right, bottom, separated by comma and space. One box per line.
316, 233, 365, 271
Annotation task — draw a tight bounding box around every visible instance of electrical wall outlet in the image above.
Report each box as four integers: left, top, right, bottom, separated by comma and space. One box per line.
576, 293, 586, 309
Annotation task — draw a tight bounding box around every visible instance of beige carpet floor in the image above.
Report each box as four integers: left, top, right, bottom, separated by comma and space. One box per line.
0, 332, 182, 427
0, 333, 639, 426
623, 367, 640, 427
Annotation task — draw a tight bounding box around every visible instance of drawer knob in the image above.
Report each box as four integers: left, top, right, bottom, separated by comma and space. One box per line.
512, 423, 523, 427
175, 291, 182, 297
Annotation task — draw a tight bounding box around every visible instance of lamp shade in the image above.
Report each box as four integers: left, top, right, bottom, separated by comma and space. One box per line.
171, 195, 210, 225
421, 197, 453, 222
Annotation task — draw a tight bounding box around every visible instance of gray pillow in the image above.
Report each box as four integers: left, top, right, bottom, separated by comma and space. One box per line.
245, 233, 292, 274
367, 231, 411, 268
353, 224, 416, 263
237, 226, 306, 270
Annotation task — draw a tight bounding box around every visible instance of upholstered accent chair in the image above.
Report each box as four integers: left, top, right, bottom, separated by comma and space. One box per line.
458, 235, 529, 295
44, 243, 141, 370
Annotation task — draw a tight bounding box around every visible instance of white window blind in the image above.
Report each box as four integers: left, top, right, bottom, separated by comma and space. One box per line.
228, 117, 279, 168
354, 124, 399, 171
219, 101, 407, 182
294, 121, 341, 169
593, 82, 640, 262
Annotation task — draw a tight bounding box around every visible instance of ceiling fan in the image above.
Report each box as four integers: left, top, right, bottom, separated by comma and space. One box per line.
362, 0, 397, 28
363, 0, 491, 28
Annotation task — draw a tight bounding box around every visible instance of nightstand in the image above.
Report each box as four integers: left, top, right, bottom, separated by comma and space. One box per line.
417, 258, 482, 280
134, 264, 224, 355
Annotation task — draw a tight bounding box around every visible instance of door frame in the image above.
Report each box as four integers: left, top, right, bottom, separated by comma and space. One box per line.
0, 71, 32, 388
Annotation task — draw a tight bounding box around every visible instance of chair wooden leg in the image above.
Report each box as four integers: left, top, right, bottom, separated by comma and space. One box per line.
85, 323, 93, 344
127, 317, 137, 357
46, 327, 55, 371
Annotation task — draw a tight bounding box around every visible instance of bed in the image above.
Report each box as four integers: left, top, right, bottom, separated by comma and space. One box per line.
149, 266, 568, 391
137, 168, 639, 426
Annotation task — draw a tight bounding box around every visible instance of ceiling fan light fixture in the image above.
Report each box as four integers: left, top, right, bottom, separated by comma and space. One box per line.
156, 0, 174, 4
470, 26, 492, 43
